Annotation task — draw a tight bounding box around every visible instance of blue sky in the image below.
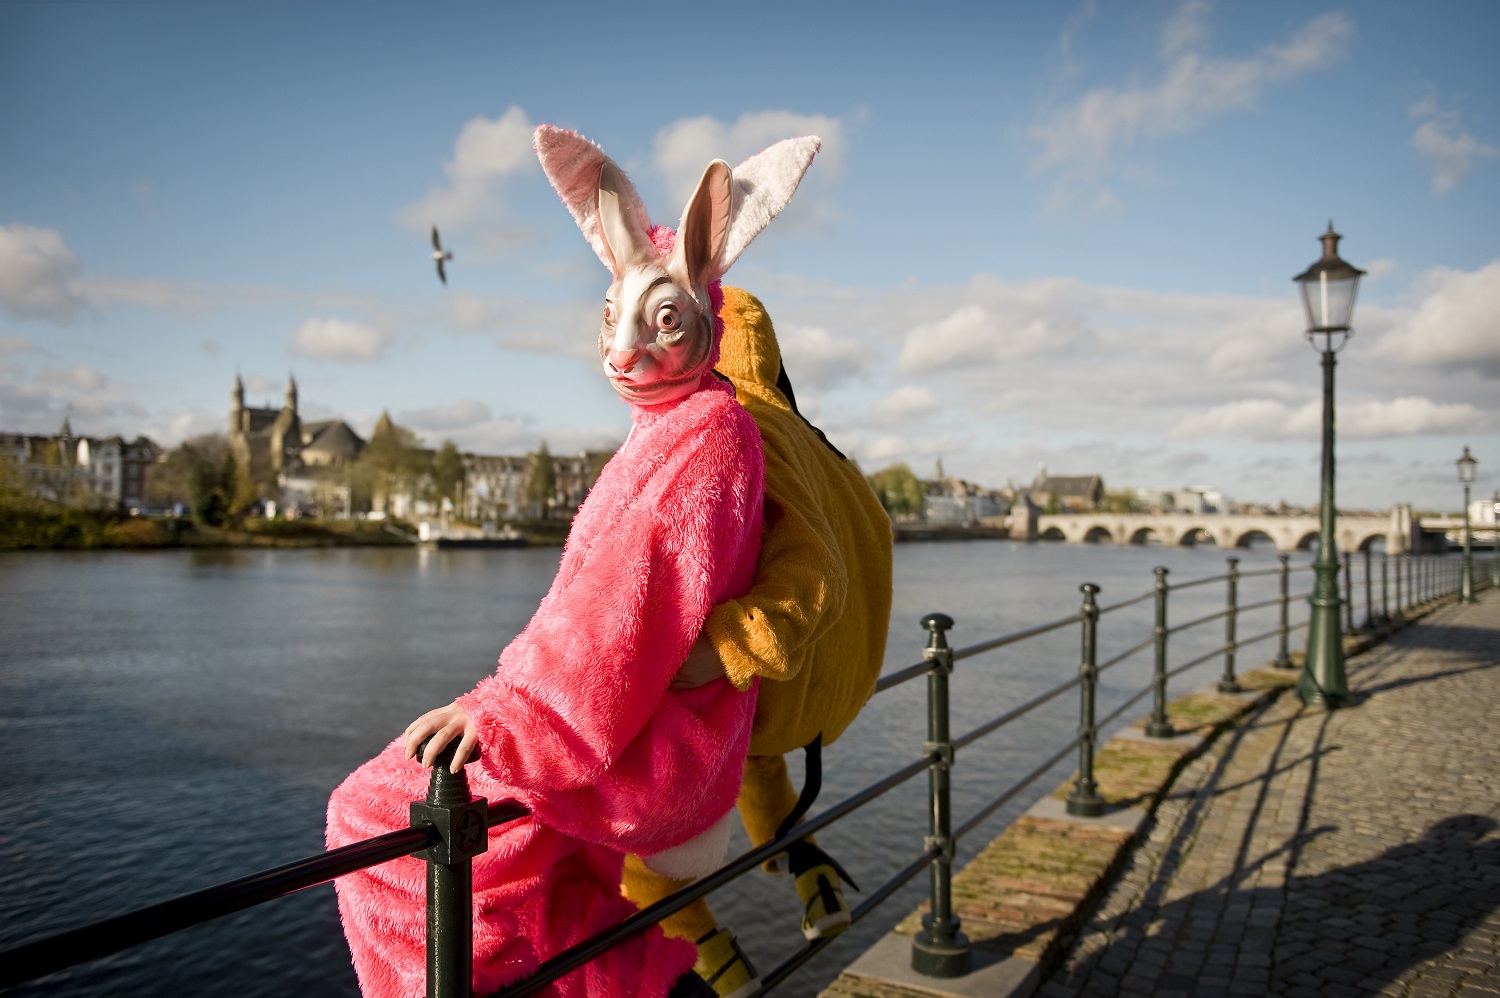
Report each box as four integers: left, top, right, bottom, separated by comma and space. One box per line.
2, 0, 1497, 511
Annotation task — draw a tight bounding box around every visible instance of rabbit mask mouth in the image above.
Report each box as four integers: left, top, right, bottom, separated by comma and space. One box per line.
598, 268, 715, 406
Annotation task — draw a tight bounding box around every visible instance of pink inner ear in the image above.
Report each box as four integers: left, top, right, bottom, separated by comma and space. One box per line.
708, 173, 731, 266
677, 161, 733, 290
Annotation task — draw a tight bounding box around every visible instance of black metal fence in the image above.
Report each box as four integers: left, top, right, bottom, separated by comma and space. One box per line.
2, 550, 1490, 997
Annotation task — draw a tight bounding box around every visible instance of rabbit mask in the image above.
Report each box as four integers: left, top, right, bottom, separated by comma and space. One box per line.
535, 126, 819, 406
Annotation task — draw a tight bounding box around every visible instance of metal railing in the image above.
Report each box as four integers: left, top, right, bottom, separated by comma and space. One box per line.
2, 550, 1489, 996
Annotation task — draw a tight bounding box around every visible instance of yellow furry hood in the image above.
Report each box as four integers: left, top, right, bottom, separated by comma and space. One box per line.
715, 287, 783, 393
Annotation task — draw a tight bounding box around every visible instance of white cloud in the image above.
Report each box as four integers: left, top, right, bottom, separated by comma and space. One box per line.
1178, 395, 1485, 441
1030, 8, 1351, 202
849, 431, 968, 467
897, 280, 1089, 375
1341, 397, 1486, 438
776, 323, 871, 390
0, 224, 88, 321
42, 364, 107, 393
397, 106, 537, 245
871, 385, 942, 425
652, 110, 845, 209
398, 399, 493, 433
290, 318, 393, 362
0, 359, 147, 433
1373, 259, 1500, 376
1410, 98, 1497, 195
1160, 0, 1209, 59
84, 275, 291, 314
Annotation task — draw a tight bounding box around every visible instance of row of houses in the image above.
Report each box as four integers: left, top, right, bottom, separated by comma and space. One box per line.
3, 380, 613, 521
917, 463, 1253, 526
230, 376, 609, 521
0, 420, 160, 510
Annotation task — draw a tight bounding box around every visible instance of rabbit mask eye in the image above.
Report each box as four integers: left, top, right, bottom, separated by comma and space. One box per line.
603, 301, 614, 326
655, 302, 682, 340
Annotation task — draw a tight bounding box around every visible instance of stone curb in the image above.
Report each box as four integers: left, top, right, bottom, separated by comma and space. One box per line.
816, 597, 1455, 998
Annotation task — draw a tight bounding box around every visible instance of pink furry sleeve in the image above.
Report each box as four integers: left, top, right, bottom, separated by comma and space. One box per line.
455, 387, 763, 854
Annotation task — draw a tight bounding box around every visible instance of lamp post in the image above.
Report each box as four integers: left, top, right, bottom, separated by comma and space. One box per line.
1457, 447, 1477, 602
1294, 223, 1364, 708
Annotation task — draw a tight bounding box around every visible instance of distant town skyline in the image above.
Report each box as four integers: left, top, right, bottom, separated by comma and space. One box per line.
2, 1, 1496, 512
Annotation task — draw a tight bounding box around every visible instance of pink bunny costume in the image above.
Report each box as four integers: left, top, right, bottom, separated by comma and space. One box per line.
325, 126, 818, 997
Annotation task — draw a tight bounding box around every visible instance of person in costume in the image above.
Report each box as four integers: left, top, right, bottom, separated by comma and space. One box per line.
622, 287, 895, 997
325, 128, 819, 998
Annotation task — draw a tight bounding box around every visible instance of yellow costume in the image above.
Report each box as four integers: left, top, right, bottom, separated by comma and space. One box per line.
622, 287, 894, 952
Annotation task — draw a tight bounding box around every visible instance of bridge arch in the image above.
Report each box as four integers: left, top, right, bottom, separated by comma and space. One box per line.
1295, 531, 1320, 551
1234, 529, 1276, 550
1039, 526, 1067, 541
1083, 525, 1113, 544
1129, 526, 1161, 545
1178, 526, 1216, 547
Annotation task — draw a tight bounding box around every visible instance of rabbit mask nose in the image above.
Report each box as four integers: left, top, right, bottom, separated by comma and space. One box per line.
607, 348, 643, 373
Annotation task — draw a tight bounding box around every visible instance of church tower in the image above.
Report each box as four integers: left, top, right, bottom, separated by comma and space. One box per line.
268, 375, 302, 473
232, 375, 245, 433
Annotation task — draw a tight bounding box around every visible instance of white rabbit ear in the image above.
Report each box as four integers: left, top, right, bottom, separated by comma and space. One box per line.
718, 136, 821, 274
597, 162, 657, 275
535, 125, 651, 274
670, 159, 733, 292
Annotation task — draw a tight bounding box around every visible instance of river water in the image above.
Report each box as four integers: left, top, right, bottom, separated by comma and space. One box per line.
0, 540, 1315, 996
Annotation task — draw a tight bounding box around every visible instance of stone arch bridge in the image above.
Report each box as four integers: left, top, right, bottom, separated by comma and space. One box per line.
1018, 511, 1411, 554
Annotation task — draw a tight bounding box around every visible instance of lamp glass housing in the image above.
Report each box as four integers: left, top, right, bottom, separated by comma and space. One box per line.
1457, 447, 1477, 484
1294, 223, 1365, 334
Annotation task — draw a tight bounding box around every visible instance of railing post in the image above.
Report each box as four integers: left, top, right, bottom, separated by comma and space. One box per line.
410, 741, 489, 998
1362, 548, 1374, 631
1380, 552, 1389, 623
1146, 567, 1174, 737
1275, 554, 1294, 668
1218, 558, 1241, 693
911, 612, 970, 978
1395, 553, 1404, 615
1067, 584, 1105, 818
1342, 552, 1355, 634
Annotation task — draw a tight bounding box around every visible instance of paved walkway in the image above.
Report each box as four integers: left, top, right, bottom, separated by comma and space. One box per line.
1039, 592, 1500, 998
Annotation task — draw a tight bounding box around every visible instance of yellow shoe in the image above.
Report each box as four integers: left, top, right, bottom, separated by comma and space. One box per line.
693, 927, 761, 998
795, 862, 851, 941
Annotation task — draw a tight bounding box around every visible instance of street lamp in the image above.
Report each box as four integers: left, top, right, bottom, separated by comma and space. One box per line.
1294, 223, 1365, 708
1457, 447, 1477, 602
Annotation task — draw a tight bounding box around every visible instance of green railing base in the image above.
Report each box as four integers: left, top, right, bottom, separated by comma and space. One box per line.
911, 926, 972, 978
1065, 792, 1106, 818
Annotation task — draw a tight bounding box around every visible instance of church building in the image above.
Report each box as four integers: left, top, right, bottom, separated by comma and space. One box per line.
229, 376, 365, 516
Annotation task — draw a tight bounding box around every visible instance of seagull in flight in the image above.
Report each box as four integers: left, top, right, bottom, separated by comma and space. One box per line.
431, 226, 453, 285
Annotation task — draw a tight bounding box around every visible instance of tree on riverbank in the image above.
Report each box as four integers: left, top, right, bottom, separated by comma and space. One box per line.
525, 441, 557, 519
352, 412, 427, 513
432, 440, 464, 509
148, 433, 246, 525
867, 463, 924, 518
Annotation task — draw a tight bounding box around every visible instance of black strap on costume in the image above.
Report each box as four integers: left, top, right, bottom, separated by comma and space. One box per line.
775, 362, 847, 461
776, 734, 859, 891
774, 734, 823, 842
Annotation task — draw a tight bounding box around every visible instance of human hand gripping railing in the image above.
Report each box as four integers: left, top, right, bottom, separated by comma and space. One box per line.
0, 738, 530, 996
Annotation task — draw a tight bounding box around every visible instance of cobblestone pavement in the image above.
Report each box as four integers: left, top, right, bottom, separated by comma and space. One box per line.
1039, 593, 1500, 998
